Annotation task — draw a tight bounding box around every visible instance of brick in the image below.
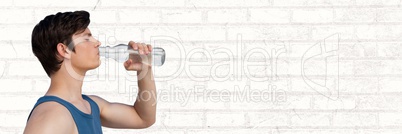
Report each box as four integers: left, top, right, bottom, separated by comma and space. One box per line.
377, 42, 402, 57
32, 79, 50, 92
249, 9, 291, 23
206, 80, 249, 92
189, 129, 272, 134
290, 75, 341, 97
311, 26, 355, 40
353, 60, 381, 76
273, 0, 354, 6
207, 9, 248, 23
377, 8, 402, 22
7, 60, 47, 77
152, 60, 185, 81
356, 129, 402, 134
157, 96, 226, 110
119, 10, 160, 23
157, 78, 204, 90
228, 95, 310, 110
239, 0, 272, 6
0, 26, 32, 41
0, 0, 13, 6
272, 130, 309, 134
0, 41, 17, 59
272, 129, 354, 134
290, 113, 331, 126
339, 60, 354, 75
152, 83, 229, 109
186, 0, 261, 7
33, 9, 62, 23
292, 9, 333, 23
302, 60, 342, 76
0, 9, 34, 24
288, 43, 312, 58
248, 112, 289, 127
206, 112, 245, 127
14, 0, 97, 7
0, 112, 27, 127
0, 128, 24, 134
310, 130, 355, 134
185, 62, 213, 79
379, 113, 402, 126
378, 60, 402, 75
312, 95, 356, 110
290, 77, 318, 92
0, 78, 33, 93
0, 61, 5, 79
338, 42, 377, 58
7, 42, 35, 59
90, 10, 117, 24
162, 10, 202, 23
227, 26, 310, 41
102, 128, 185, 134
355, 0, 401, 6
0, 95, 40, 111
98, 0, 185, 7
183, 43, 237, 61
379, 77, 402, 92
339, 77, 378, 93
334, 8, 377, 22
141, 38, 191, 59
333, 113, 377, 126
144, 26, 226, 41
139, 0, 186, 6
356, 95, 402, 110
163, 112, 203, 127
355, 25, 402, 40
112, 27, 142, 43
356, 95, 386, 110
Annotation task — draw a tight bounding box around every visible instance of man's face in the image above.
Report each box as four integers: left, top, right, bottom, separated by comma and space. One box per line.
69, 28, 101, 72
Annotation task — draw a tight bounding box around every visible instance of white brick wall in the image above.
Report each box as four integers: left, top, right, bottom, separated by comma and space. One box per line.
1, 0, 402, 133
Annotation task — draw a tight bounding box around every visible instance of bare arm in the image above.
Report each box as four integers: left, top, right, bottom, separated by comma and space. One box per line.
90, 41, 156, 128
134, 67, 157, 126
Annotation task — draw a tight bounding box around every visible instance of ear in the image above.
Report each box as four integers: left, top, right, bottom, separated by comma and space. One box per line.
56, 43, 72, 59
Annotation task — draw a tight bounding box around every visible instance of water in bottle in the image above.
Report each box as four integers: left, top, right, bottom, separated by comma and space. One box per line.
99, 44, 165, 66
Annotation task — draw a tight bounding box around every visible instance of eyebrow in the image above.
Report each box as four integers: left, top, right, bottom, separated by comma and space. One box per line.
84, 33, 92, 37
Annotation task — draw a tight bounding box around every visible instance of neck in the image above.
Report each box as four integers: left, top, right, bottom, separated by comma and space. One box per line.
46, 61, 86, 101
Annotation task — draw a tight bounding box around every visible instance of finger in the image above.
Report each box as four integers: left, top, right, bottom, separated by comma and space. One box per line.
129, 41, 138, 50
143, 44, 150, 55
124, 59, 132, 69
124, 59, 142, 70
147, 45, 153, 52
137, 43, 144, 54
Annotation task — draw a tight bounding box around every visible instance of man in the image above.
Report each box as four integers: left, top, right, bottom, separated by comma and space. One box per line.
23, 10, 156, 133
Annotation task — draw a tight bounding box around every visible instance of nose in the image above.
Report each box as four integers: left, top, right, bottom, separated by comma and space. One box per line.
95, 40, 101, 48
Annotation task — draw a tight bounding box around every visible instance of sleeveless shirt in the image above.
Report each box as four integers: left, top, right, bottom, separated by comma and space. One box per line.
28, 95, 103, 134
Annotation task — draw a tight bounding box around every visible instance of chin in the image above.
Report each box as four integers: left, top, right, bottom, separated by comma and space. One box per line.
87, 62, 101, 70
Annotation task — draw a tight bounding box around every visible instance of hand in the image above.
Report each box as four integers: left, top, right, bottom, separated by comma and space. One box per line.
124, 41, 153, 71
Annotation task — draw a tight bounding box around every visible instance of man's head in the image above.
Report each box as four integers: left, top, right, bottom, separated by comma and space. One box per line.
32, 11, 100, 77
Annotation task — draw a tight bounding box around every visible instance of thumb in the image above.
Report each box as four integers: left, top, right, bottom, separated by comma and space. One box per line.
124, 59, 132, 69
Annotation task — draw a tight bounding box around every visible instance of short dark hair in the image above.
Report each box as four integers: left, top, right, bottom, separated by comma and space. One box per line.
31, 10, 90, 77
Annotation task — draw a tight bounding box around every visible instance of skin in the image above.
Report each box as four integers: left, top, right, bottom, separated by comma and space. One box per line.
23, 28, 156, 134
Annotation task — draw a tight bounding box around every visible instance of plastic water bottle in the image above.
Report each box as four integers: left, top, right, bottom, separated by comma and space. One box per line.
99, 44, 165, 66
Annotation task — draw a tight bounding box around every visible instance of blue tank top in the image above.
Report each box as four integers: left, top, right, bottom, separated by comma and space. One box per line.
28, 95, 103, 134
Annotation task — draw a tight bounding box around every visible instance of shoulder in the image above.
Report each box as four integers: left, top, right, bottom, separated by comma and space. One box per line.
24, 101, 75, 134
87, 95, 110, 111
